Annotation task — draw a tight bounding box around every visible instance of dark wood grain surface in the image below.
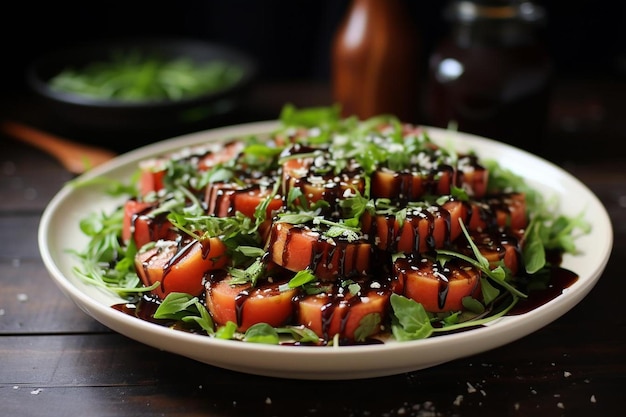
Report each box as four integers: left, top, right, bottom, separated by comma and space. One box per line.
1, 81, 625, 417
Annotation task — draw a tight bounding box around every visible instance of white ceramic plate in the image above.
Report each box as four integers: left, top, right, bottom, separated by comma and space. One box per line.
39, 121, 613, 380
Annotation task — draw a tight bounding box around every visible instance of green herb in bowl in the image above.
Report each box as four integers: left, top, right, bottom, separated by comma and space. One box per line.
48, 50, 245, 102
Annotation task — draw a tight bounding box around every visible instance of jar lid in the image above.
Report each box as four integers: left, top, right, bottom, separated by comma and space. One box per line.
445, 0, 546, 23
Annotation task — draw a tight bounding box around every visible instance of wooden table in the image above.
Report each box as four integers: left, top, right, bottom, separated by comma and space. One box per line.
1, 81, 625, 416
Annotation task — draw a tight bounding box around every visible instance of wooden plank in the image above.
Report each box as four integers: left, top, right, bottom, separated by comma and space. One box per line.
0, 333, 623, 417
0, 216, 43, 261
0, 138, 71, 212
0, 260, 107, 334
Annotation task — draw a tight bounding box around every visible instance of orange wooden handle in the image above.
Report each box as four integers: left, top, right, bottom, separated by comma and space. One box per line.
1, 121, 116, 174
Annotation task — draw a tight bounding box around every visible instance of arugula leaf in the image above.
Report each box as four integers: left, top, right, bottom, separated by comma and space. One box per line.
69, 175, 138, 198
252, 180, 281, 231
479, 277, 501, 306
288, 269, 317, 288
390, 294, 434, 341
275, 326, 321, 344
243, 323, 280, 344
228, 258, 265, 286
279, 103, 341, 129
215, 321, 238, 340
522, 218, 546, 274
154, 292, 214, 334
353, 313, 382, 342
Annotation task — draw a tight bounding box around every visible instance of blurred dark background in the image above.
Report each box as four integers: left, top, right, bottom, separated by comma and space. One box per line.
2, 0, 624, 89
1, 0, 625, 162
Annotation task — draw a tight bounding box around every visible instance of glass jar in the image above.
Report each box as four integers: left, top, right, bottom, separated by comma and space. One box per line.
425, 0, 552, 153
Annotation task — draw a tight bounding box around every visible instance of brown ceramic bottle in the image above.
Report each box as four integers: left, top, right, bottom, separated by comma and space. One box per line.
425, 0, 552, 153
331, 0, 421, 122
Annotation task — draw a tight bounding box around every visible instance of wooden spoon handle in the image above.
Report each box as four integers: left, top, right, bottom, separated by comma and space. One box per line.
1, 121, 116, 174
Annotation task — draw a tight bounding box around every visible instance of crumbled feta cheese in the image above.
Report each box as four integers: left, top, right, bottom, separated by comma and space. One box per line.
333, 134, 349, 146
304, 126, 320, 136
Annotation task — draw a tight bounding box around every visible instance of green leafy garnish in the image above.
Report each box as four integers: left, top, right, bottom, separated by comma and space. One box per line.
390, 293, 518, 341
438, 218, 527, 300
243, 323, 280, 344
69, 206, 149, 297
49, 51, 244, 102
154, 292, 214, 334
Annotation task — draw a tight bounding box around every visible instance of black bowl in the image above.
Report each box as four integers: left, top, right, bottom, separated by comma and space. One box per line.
26, 37, 257, 138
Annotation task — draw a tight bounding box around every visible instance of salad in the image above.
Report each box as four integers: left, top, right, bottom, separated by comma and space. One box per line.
70, 105, 590, 346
